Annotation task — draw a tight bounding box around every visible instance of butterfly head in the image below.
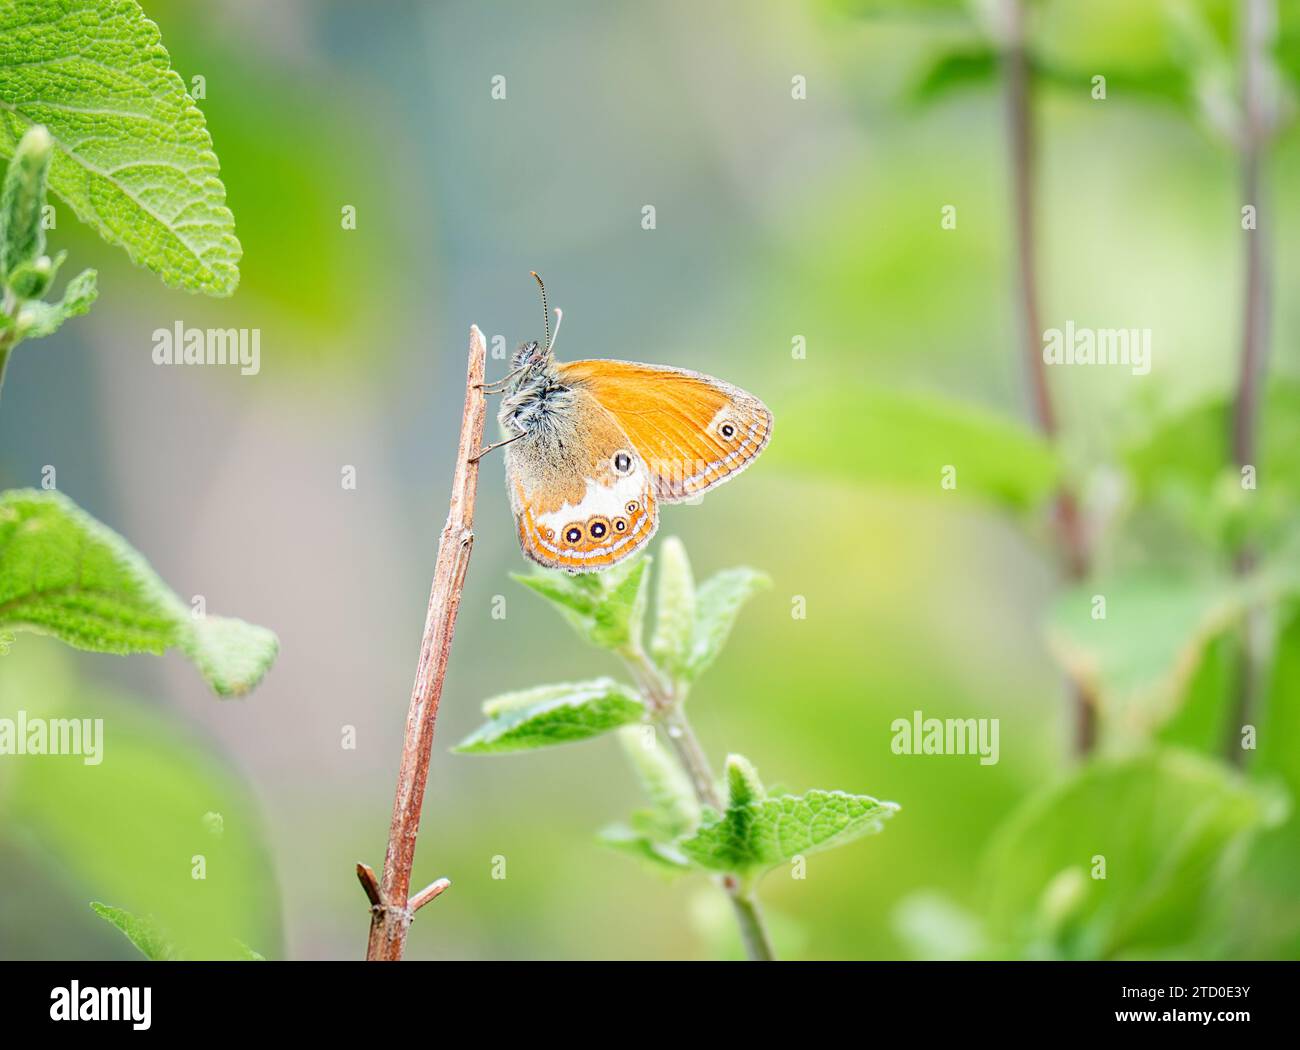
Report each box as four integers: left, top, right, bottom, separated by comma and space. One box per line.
510, 338, 550, 372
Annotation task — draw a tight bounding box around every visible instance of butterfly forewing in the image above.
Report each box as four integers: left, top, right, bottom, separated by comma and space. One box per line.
556, 359, 772, 503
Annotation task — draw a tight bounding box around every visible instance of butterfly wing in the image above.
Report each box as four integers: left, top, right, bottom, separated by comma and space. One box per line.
505, 388, 659, 572
556, 359, 772, 503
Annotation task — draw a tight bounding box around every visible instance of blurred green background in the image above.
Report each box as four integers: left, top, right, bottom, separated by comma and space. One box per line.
1, 0, 1297, 960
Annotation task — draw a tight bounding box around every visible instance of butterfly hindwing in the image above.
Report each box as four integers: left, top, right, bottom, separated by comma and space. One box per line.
555, 359, 772, 503
505, 388, 659, 572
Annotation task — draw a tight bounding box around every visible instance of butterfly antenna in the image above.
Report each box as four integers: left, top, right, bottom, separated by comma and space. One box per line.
549, 307, 563, 357
530, 270, 550, 351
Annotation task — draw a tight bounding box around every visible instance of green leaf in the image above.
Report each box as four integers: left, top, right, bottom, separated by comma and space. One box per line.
0, 489, 277, 696
513, 557, 650, 653
0, 123, 51, 278
678, 789, 899, 875
725, 753, 766, 808
91, 903, 269, 961
980, 749, 1287, 959
911, 46, 1000, 106
182, 613, 279, 699
616, 724, 699, 837
596, 824, 692, 874
1257, 604, 1300, 803
649, 537, 695, 679
0, 0, 241, 295
89, 902, 178, 961
14, 266, 96, 340
1046, 574, 1243, 735
687, 568, 770, 679
7, 252, 56, 300
1124, 381, 1300, 553
454, 677, 645, 754
597, 557, 651, 651
776, 387, 1059, 512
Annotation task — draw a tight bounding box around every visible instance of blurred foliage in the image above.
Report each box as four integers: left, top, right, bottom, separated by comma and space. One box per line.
980, 749, 1285, 959
0, 641, 282, 959
777, 387, 1058, 511
2, 0, 1299, 962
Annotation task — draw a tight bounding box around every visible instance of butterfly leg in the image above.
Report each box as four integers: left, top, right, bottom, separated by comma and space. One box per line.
476, 366, 526, 394
469, 430, 525, 463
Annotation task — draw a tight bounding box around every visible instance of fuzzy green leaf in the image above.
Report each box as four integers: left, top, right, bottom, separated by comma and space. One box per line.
90, 902, 178, 961
595, 557, 650, 651
455, 677, 645, 754
0, 0, 241, 295
650, 536, 695, 679
725, 753, 766, 808
686, 568, 769, 679
596, 824, 692, 874
14, 266, 96, 340
616, 724, 700, 837
0, 489, 277, 696
679, 789, 899, 875
0, 123, 51, 278
6, 249, 58, 300
514, 557, 650, 653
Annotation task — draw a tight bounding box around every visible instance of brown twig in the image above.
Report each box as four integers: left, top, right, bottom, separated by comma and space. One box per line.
1001, 0, 1097, 755
358, 324, 488, 960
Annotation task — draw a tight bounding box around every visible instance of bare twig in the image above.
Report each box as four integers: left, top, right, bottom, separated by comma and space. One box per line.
356, 862, 383, 910
1001, 0, 1096, 755
409, 877, 453, 913
359, 324, 488, 960
1227, 0, 1277, 767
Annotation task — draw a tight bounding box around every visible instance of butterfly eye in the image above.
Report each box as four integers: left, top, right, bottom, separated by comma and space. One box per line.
719, 421, 737, 440
562, 524, 584, 546
613, 517, 628, 533
611, 450, 634, 475
588, 517, 610, 540
625, 500, 639, 514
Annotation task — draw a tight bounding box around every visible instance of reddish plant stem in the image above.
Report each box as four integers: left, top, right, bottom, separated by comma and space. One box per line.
1001, 0, 1097, 755
359, 325, 488, 960
1228, 0, 1276, 767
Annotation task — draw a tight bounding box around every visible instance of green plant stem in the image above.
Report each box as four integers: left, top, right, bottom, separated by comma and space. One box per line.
0, 287, 19, 400
622, 645, 777, 961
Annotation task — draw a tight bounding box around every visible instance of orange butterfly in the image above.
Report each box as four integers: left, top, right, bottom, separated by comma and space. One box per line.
481, 274, 772, 572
